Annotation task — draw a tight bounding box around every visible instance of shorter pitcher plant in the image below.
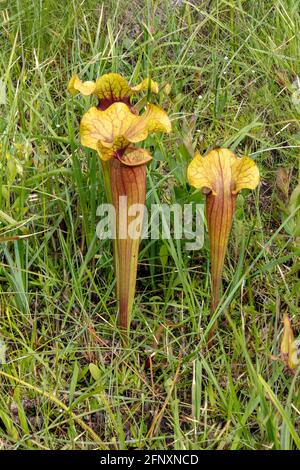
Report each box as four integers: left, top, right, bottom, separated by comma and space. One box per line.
68, 73, 171, 336
280, 314, 299, 373
188, 148, 260, 338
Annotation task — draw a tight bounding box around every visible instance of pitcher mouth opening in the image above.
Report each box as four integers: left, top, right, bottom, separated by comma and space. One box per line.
114, 146, 129, 161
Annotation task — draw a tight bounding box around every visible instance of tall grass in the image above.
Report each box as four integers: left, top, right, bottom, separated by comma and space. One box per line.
0, 0, 299, 449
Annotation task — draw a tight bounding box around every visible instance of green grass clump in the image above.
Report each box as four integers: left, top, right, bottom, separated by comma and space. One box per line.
0, 0, 299, 450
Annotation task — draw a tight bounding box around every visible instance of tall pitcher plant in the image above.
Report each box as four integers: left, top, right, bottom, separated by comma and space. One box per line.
68, 73, 171, 336
188, 148, 259, 339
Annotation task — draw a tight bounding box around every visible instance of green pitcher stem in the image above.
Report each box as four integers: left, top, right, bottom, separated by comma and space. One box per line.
101, 160, 112, 204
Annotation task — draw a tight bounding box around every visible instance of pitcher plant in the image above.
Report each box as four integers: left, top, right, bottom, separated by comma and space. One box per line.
68, 73, 171, 337
188, 148, 259, 340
